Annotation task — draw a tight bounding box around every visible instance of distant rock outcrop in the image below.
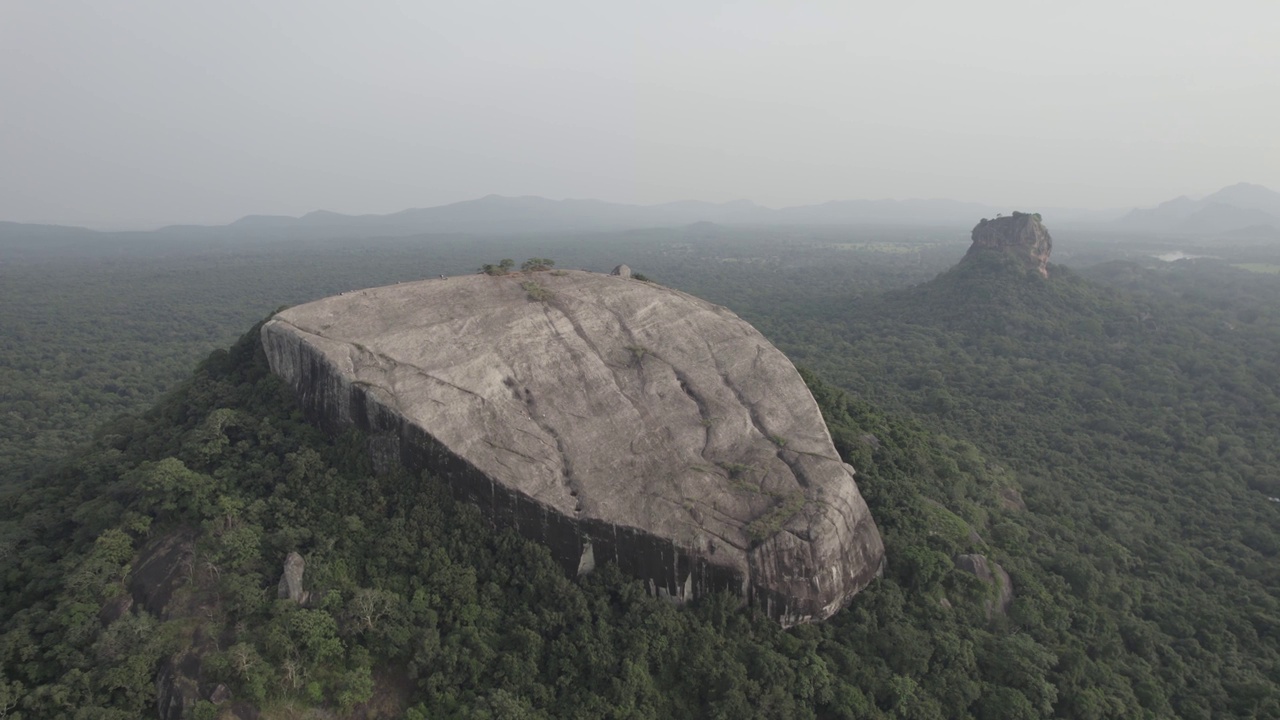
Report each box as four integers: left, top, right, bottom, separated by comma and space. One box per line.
966, 212, 1053, 278
261, 270, 885, 625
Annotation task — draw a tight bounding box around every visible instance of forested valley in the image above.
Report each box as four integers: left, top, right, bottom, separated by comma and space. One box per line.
2, 223, 1278, 718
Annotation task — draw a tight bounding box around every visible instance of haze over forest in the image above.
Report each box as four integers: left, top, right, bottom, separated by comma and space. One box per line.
5, 3, 1280, 719
3, 2, 1278, 229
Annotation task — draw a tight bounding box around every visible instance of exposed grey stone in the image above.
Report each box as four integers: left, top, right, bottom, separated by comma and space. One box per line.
261, 270, 884, 625
128, 529, 195, 618
576, 540, 596, 576
998, 486, 1027, 511
209, 683, 233, 705
155, 650, 201, 720
98, 593, 134, 626
954, 553, 1014, 615
610, 264, 631, 278
277, 551, 309, 605
954, 553, 988, 579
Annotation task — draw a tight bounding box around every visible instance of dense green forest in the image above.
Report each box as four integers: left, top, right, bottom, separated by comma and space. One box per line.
2, 225, 1279, 718
0, 318, 1061, 719
0, 226, 964, 487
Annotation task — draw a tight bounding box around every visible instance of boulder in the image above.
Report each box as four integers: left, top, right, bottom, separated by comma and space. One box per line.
261, 270, 884, 625
610, 264, 632, 278
277, 551, 309, 605
998, 486, 1026, 511
98, 593, 134, 626
209, 683, 233, 705
954, 553, 1014, 615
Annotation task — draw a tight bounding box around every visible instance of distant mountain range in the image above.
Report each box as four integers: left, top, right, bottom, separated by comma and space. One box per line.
3, 184, 1277, 242
203, 195, 1017, 237
1118, 183, 1280, 235
1, 195, 1122, 243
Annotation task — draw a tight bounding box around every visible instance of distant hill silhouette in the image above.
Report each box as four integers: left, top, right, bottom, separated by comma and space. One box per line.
3, 195, 1058, 242
1119, 183, 1280, 235
205, 194, 1013, 236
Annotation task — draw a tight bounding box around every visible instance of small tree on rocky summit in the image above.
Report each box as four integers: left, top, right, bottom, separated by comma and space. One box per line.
521, 258, 555, 272
479, 258, 516, 275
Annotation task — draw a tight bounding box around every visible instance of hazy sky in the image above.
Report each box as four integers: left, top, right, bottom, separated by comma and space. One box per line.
3, 1, 1278, 228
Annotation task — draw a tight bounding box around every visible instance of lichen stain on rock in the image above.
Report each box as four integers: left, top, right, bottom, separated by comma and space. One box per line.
261, 270, 885, 625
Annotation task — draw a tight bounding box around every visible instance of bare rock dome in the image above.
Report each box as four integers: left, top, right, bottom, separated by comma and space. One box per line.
261, 269, 884, 625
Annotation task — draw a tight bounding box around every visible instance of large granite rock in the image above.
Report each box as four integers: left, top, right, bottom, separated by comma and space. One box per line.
261, 270, 884, 625
966, 212, 1053, 278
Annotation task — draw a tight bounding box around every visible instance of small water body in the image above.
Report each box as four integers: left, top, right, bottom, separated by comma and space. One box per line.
1154, 251, 1214, 262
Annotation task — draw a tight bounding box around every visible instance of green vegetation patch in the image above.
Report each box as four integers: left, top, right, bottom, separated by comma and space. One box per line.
717, 461, 764, 494
521, 257, 555, 272
918, 499, 978, 547
815, 242, 937, 254
1231, 263, 1280, 274
5, 224, 1280, 718
520, 280, 555, 302
745, 492, 806, 544
479, 258, 516, 275
624, 344, 650, 364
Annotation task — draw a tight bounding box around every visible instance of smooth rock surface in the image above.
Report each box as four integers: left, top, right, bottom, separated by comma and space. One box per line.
262, 270, 884, 625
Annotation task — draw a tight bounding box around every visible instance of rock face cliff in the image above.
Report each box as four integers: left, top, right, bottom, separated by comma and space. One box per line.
966, 212, 1052, 278
261, 270, 884, 625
